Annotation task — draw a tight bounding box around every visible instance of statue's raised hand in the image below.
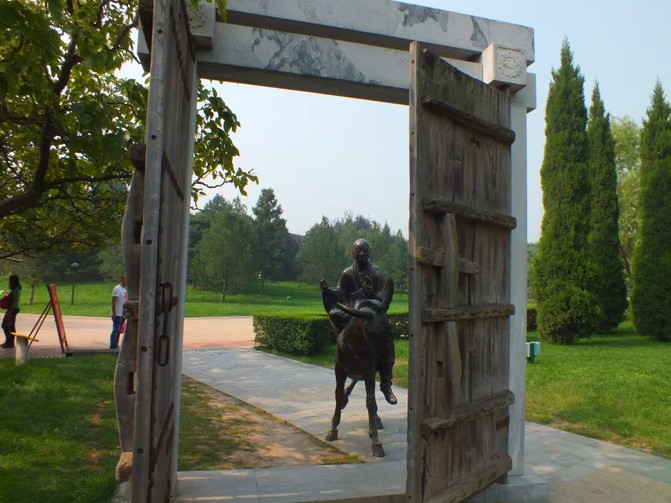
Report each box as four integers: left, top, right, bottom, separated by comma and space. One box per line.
319, 279, 329, 291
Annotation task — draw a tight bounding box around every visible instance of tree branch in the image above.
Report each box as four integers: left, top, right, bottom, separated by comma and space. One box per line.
0, 171, 130, 218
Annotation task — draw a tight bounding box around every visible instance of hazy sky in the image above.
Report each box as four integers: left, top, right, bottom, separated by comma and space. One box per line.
130, 1, 671, 243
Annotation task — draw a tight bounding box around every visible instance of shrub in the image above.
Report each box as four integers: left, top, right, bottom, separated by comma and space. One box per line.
253, 311, 410, 355
527, 307, 537, 331
253, 314, 332, 355
388, 313, 409, 338
537, 282, 600, 344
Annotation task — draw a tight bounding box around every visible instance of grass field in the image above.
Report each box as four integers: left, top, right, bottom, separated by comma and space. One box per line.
18, 281, 409, 317
0, 355, 120, 503
525, 322, 671, 458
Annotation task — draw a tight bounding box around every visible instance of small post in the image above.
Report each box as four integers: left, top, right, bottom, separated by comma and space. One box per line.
70, 262, 80, 305
526, 341, 541, 363
15, 336, 28, 365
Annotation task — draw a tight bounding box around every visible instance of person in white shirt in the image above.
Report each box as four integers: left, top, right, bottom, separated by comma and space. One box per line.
109, 274, 128, 349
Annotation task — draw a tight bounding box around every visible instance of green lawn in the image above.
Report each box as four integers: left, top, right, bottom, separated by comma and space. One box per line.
525, 322, 671, 458
19, 281, 409, 317
0, 355, 120, 503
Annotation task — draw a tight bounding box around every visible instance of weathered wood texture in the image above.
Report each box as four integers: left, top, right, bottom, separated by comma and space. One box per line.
407, 43, 514, 503
114, 156, 144, 481
129, 0, 197, 500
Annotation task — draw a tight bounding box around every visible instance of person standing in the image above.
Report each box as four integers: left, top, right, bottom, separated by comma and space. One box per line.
110, 274, 128, 349
1, 275, 22, 349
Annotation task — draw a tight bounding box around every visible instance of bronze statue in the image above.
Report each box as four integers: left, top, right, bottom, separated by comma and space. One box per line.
320, 239, 396, 457
320, 239, 397, 404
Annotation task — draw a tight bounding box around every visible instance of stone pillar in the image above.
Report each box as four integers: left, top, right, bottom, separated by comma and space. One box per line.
508, 100, 529, 476
481, 43, 536, 476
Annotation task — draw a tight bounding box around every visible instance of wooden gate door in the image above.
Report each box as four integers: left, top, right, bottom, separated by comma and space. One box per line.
130, 0, 198, 500
407, 42, 516, 503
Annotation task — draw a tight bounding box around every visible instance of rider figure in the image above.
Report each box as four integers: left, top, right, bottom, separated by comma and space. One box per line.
320, 238, 397, 405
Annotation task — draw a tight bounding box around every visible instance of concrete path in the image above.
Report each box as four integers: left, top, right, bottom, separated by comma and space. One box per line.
0, 314, 255, 359
4, 315, 671, 501
178, 349, 671, 503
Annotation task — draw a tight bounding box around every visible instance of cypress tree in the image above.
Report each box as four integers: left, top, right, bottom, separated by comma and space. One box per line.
630, 82, 671, 341
532, 40, 600, 344
586, 83, 628, 332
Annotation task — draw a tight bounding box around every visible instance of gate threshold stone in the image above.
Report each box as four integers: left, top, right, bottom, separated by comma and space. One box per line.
173, 463, 546, 503
174, 462, 407, 503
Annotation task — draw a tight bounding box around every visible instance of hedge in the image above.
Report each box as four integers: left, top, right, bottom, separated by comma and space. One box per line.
254, 309, 534, 356
253, 314, 333, 355
527, 307, 537, 331
253, 311, 411, 356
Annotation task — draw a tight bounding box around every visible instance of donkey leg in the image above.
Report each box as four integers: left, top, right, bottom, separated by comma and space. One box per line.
365, 378, 385, 457
341, 378, 358, 409
326, 370, 347, 441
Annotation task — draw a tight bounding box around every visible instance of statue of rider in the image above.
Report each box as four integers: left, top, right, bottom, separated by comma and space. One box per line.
320, 238, 397, 405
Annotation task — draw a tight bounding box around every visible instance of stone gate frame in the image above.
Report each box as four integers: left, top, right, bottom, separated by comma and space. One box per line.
132, 0, 537, 500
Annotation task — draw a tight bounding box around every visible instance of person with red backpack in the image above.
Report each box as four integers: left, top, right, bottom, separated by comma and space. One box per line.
1, 275, 22, 349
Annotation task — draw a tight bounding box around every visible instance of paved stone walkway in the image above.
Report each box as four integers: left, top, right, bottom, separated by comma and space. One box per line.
179, 348, 671, 503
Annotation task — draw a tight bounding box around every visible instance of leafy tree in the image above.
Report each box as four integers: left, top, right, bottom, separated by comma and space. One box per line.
533, 40, 600, 344
586, 84, 628, 331
191, 198, 257, 300
0, 0, 255, 260
297, 217, 345, 285
527, 242, 538, 302
612, 116, 642, 286
297, 214, 408, 288
367, 224, 408, 290
252, 188, 295, 292
630, 82, 671, 341
187, 194, 228, 286
97, 243, 125, 282
191, 84, 258, 206
276, 234, 299, 282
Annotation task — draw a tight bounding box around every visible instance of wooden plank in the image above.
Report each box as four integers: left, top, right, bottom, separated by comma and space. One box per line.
420, 390, 515, 433
458, 258, 478, 275
131, 0, 197, 500
129, 143, 147, 171
414, 246, 445, 267
423, 198, 517, 230
422, 303, 515, 323
139, 0, 153, 52
415, 248, 478, 275
162, 152, 185, 201
409, 42, 513, 503
422, 98, 516, 145
423, 456, 512, 503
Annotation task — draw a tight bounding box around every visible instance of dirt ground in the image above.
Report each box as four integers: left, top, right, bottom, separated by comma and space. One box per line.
179, 376, 359, 470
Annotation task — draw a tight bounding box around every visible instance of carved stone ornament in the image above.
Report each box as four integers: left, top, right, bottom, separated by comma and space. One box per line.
482, 43, 527, 90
